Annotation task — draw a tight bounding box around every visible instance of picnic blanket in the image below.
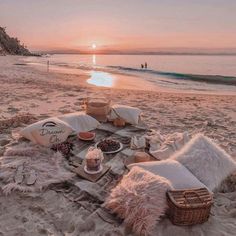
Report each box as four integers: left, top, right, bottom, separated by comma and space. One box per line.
0, 123, 147, 194
0, 123, 235, 236
0, 122, 149, 235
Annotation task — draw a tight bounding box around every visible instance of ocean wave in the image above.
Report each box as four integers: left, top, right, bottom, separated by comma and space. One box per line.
108, 66, 236, 86
30, 58, 236, 86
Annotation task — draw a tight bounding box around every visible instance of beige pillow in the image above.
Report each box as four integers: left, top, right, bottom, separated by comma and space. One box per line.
104, 166, 172, 236
20, 118, 73, 147
108, 104, 142, 125
58, 112, 100, 132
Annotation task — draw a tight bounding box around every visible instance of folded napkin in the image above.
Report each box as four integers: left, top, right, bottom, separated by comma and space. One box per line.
130, 136, 146, 150
146, 131, 190, 160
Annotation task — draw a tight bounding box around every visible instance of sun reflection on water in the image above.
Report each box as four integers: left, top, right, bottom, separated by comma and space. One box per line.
87, 71, 115, 87
92, 54, 96, 65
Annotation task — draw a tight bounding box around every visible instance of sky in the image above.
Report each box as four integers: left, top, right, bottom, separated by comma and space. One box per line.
0, 0, 236, 53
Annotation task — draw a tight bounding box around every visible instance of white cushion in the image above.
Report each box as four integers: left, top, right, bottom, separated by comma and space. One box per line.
58, 112, 100, 132
108, 104, 141, 125
128, 160, 210, 191
172, 134, 236, 191
20, 118, 73, 147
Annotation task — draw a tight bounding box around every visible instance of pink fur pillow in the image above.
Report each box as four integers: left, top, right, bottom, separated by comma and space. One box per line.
104, 166, 172, 236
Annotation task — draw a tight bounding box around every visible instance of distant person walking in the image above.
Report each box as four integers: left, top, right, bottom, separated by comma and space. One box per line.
141, 64, 144, 69
47, 60, 50, 72
144, 62, 147, 69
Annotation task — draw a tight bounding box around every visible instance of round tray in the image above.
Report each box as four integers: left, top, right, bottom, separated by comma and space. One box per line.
95, 141, 123, 154
84, 165, 103, 175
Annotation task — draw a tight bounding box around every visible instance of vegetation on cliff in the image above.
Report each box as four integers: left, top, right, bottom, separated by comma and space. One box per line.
0, 27, 32, 56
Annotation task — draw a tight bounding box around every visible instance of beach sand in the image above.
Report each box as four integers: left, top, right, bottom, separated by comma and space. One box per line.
0, 55, 236, 236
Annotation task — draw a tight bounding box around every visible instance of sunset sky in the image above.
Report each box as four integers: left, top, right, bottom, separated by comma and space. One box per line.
0, 0, 236, 53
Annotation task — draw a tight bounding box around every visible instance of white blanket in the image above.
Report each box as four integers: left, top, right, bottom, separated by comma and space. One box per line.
146, 131, 190, 160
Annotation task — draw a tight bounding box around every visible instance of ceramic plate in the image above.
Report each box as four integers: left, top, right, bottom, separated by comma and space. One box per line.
95, 141, 123, 154
84, 165, 103, 175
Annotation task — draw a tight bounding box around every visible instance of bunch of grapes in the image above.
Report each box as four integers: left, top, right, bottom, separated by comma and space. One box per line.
51, 141, 74, 158
97, 139, 120, 152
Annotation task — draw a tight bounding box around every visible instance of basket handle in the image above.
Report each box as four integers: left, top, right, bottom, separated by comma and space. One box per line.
183, 190, 206, 206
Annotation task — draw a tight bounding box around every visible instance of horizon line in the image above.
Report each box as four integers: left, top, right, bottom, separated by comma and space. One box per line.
34, 51, 236, 56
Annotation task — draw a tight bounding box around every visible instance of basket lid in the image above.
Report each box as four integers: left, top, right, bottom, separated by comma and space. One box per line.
167, 188, 213, 209
86, 97, 111, 106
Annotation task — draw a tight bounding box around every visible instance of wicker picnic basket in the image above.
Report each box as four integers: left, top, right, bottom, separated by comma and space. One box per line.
166, 188, 213, 226
85, 98, 111, 122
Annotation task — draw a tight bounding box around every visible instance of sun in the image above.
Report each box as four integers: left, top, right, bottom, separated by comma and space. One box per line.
92, 43, 96, 49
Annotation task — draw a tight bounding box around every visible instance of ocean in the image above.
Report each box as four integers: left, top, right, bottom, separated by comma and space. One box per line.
24, 54, 236, 94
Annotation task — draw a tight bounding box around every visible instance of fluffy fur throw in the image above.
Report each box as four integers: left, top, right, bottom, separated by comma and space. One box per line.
0, 142, 74, 194
104, 166, 172, 236
172, 134, 236, 191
